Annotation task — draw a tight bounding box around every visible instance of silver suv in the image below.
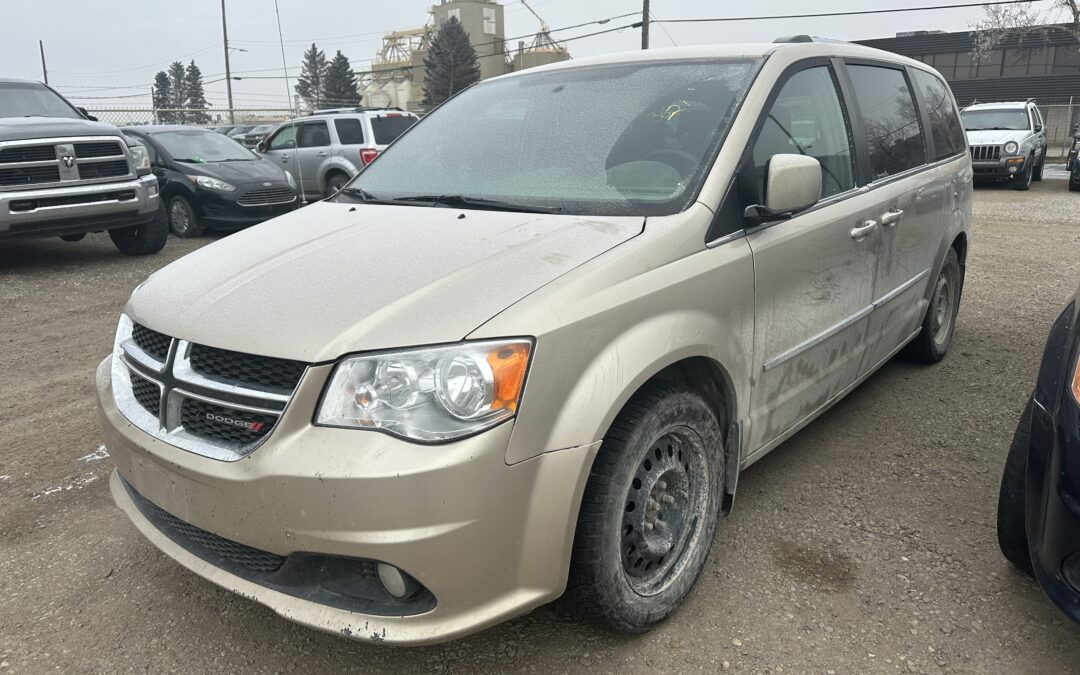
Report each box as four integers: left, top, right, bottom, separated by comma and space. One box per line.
961, 100, 1047, 190
98, 39, 971, 645
258, 108, 418, 200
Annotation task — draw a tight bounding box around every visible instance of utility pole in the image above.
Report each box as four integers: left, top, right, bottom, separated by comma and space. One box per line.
641, 0, 650, 50
220, 0, 235, 123
38, 40, 48, 84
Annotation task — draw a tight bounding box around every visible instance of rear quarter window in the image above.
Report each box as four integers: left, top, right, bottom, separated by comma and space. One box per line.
911, 69, 965, 160
846, 64, 927, 179
370, 115, 417, 145
334, 118, 365, 145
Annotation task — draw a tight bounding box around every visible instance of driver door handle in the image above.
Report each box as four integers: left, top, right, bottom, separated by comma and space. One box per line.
881, 209, 904, 227
280, 154, 290, 161
316, 151, 328, 157
850, 220, 878, 240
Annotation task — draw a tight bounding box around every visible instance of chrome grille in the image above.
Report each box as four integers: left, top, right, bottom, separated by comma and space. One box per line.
0, 136, 133, 190
112, 318, 307, 461
970, 145, 1001, 161
237, 186, 296, 206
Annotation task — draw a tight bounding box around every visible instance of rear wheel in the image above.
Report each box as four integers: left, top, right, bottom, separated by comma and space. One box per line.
568, 382, 724, 633
167, 195, 203, 238
109, 206, 168, 255
902, 248, 961, 364
997, 398, 1034, 575
324, 172, 349, 199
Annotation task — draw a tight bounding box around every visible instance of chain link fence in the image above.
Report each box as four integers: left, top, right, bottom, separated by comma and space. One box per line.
85, 107, 297, 129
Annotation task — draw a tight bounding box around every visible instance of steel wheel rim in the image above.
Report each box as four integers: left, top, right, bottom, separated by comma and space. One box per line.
621, 427, 709, 596
170, 200, 191, 234
932, 271, 953, 345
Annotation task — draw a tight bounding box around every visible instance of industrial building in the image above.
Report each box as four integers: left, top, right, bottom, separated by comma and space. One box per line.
361, 0, 570, 111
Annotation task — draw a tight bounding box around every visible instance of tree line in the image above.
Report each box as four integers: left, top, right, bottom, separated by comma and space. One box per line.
152, 61, 209, 124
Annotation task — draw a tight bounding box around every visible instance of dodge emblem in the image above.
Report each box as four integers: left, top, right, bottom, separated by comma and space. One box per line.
61, 155, 75, 168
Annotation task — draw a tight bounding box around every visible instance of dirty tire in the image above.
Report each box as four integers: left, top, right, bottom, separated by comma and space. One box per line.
108, 206, 169, 256
1033, 158, 1044, 182
1013, 156, 1033, 191
1071, 179, 1080, 193
324, 172, 349, 199
568, 381, 724, 634
902, 248, 961, 364
997, 397, 1034, 575
167, 195, 203, 238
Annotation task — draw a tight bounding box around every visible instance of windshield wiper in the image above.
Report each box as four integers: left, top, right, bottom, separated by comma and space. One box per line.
387, 194, 562, 214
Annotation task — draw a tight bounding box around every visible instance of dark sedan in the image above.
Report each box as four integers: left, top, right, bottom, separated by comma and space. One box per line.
998, 282, 1080, 624
122, 126, 298, 237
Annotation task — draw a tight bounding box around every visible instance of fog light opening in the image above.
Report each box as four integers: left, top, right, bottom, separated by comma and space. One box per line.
377, 563, 408, 598
1009, 166, 1018, 173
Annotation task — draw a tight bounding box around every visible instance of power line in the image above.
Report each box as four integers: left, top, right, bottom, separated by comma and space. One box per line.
653, 0, 1042, 24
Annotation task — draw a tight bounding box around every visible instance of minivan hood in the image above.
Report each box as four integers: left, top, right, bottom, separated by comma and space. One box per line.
965, 129, 1029, 146
127, 201, 643, 362
178, 158, 288, 186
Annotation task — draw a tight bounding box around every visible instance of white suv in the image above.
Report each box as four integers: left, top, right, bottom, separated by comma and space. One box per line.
258, 108, 419, 200
961, 100, 1047, 190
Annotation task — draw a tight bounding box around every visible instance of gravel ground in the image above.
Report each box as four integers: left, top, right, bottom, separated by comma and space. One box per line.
2, 178, 1080, 674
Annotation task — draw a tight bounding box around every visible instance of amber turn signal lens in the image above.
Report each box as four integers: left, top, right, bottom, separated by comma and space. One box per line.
1072, 355, 1080, 405
487, 343, 531, 412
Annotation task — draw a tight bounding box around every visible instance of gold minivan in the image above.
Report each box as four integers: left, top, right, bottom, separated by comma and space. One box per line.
97, 38, 972, 645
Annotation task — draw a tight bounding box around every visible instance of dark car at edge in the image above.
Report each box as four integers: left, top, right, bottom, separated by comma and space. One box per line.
122, 125, 298, 237
998, 282, 1080, 623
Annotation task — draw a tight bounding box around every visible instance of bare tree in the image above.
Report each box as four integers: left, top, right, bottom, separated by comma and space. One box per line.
971, 0, 1080, 60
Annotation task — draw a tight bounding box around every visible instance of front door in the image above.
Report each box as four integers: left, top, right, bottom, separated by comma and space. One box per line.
263, 124, 298, 183
743, 63, 879, 455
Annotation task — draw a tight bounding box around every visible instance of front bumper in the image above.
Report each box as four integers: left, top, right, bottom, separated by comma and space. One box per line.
96, 358, 599, 645
971, 157, 1026, 179
0, 174, 159, 238
196, 189, 298, 229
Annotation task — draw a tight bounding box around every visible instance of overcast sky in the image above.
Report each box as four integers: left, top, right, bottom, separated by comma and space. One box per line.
0, 0, 1039, 109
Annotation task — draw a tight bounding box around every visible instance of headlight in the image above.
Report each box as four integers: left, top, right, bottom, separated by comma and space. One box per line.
1004, 141, 1020, 155
284, 171, 296, 188
129, 144, 151, 175
1072, 349, 1080, 406
187, 175, 236, 192
316, 339, 533, 442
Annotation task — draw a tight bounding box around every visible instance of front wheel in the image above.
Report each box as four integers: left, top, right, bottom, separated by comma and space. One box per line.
997, 398, 1034, 575
109, 207, 168, 256
1013, 156, 1034, 191
568, 382, 724, 633
167, 195, 203, 238
1033, 156, 1044, 182
902, 248, 961, 363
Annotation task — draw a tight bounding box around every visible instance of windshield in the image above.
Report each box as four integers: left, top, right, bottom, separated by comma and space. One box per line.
154, 130, 256, 163
0, 81, 82, 119
371, 115, 417, 144
249, 125, 273, 134
346, 58, 760, 216
961, 109, 1030, 131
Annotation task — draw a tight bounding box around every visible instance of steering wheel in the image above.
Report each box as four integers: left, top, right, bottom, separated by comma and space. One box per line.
643, 148, 699, 178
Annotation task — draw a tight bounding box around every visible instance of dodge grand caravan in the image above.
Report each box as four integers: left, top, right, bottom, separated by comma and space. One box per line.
97, 39, 972, 645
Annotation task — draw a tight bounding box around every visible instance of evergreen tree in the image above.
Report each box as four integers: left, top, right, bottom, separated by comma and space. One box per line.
185, 60, 210, 124
166, 61, 188, 124
422, 17, 480, 108
152, 70, 173, 124
295, 43, 329, 110
322, 51, 360, 107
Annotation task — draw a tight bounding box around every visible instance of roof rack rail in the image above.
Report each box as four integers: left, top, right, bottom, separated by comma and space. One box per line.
305, 106, 405, 116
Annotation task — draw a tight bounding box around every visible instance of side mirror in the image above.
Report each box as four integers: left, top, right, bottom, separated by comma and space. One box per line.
744, 154, 822, 226
76, 106, 97, 122
1035, 123, 1043, 133
256, 140, 267, 153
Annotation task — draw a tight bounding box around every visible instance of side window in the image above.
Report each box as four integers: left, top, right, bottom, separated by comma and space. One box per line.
267, 125, 296, 151
298, 121, 330, 148
911, 69, 965, 160
750, 65, 855, 202
334, 118, 365, 145
846, 64, 926, 179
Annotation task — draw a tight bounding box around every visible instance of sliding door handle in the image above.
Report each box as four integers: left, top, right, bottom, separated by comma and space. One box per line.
881, 209, 904, 227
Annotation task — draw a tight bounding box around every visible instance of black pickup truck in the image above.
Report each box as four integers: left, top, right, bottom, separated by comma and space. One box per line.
0, 78, 167, 254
